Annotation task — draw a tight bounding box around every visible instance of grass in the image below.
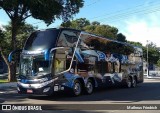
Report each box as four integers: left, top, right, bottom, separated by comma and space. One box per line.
0, 79, 8, 83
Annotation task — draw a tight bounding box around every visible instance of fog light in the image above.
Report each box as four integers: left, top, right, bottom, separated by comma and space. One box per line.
43, 87, 50, 93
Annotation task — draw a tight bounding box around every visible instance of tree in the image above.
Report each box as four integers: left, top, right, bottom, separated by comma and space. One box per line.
91, 21, 100, 26
93, 25, 118, 39
61, 18, 90, 30
157, 59, 160, 67
83, 25, 96, 33
128, 41, 160, 66
0, 0, 84, 81
128, 41, 143, 47
117, 33, 126, 42
143, 42, 160, 66
0, 22, 37, 81
3, 22, 37, 49
0, 29, 5, 46
60, 20, 72, 28
61, 18, 119, 39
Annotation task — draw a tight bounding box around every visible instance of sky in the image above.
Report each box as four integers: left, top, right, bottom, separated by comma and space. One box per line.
0, 0, 160, 46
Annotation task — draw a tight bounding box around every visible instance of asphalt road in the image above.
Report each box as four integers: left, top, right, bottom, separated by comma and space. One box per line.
0, 78, 160, 113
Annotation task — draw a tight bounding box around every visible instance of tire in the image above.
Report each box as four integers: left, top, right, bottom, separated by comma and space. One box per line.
126, 76, 132, 88
85, 80, 94, 95
72, 80, 82, 96
132, 77, 137, 88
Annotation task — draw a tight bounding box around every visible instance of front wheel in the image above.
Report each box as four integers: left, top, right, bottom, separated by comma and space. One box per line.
72, 80, 82, 96
85, 80, 94, 95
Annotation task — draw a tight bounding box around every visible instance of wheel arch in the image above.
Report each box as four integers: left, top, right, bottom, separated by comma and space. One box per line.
75, 77, 85, 90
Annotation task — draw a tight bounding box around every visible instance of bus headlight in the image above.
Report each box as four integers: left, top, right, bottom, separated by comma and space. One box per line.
43, 87, 50, 93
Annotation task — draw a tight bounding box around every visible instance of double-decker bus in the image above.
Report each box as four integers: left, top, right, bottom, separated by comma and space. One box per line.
9, 28, 143, 96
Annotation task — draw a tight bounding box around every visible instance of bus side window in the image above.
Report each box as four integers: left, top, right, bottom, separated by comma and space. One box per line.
114, 60, 120, 73
53, 47, 69, 74
77, 62, 88, 77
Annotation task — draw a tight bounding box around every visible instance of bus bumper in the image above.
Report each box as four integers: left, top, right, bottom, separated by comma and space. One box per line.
17, 84, 70, 95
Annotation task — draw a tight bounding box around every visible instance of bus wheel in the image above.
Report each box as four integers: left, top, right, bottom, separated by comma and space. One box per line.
132, 77, 137, 88
72, 80, 82, 96
126, 76, 132, 88
85, 80, 94, 95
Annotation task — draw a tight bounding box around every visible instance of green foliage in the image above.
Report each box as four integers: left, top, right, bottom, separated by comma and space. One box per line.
0, 29, 5, 45
61, 18, 122, 40
0, 0, 84, 81
0, 29, 9, 55
142, 42, 160, 65
93, 25, 118, 39
83, 25, 96, 32
0, 0, 84, 25
1, 22, 37, 55
147, 47, 159, 64
0, 79, 8, 83
117, 33, 126, 42
0, 0, 84, 50
157, 59, 160, 67
91, 21, 100, 26
128, 41, 143, 47
61, 18, 90, 30
127, 38, 160, 66
4, 22, 37, 49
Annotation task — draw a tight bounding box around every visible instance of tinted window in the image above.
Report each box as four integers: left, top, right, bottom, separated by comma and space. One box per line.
24, 29, 60, 51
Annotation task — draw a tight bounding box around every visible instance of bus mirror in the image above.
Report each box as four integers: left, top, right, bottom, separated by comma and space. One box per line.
8, 49, 22, 62
50, 47, 65, 53
44, 49, 50, 61
70, 68, 74, 74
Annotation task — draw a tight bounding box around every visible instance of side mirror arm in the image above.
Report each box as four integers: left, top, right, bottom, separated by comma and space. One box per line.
8, 49, 22, 62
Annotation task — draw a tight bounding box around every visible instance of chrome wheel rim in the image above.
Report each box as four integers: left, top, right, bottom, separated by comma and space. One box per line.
127, 78, 132, 88
86, 82, 93, 94
132, 79, 136, 87
74, 82, 81, 96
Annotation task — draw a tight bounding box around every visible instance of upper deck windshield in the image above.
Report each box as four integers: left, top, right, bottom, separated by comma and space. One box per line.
24, 29, 59, 51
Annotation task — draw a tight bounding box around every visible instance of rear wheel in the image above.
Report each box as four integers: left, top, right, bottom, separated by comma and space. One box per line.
132, 77, 137, 88
72, 80, 82, 96
85, 80, 94, 95
126, 76, 132, 88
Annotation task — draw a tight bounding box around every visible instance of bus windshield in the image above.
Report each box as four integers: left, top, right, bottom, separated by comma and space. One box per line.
20, 56, 51, 76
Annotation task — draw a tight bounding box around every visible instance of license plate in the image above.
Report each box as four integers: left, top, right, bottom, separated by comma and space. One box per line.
27, 89, 33, 93
54, 86, 59, 91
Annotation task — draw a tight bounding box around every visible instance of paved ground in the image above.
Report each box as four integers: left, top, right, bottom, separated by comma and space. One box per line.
0, 78, 160, 113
